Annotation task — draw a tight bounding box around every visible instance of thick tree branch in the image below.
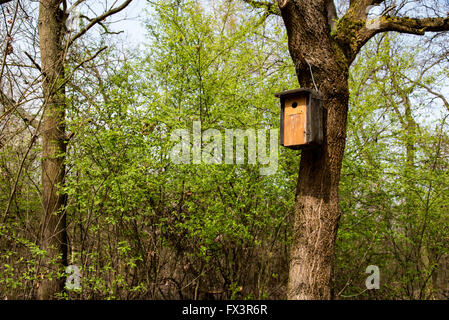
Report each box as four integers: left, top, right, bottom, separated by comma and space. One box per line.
334, 3, 449, 63
381, 16, 449, 34
66, 0, 132, 48
357, 16, 449, 51
326, 0, 338, 31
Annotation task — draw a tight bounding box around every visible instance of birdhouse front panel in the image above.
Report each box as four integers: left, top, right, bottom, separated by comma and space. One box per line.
283, 96, 307, 147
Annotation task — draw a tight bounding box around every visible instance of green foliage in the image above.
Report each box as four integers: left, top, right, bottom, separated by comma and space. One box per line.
1, 0, 448, 301
336, 34, 449, 299
53, 0, 298, 299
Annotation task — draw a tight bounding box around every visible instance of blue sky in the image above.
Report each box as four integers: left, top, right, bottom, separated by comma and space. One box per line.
107, 0, 150, 47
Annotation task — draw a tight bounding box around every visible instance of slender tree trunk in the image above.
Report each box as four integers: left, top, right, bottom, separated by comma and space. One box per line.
278, 1, 350, 299
37, 0, 68, 300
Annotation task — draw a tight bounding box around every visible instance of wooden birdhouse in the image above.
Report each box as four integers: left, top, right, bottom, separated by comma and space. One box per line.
275, 88, 324, 149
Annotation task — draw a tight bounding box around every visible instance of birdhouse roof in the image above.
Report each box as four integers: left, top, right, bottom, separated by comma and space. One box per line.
274, 88, 321, 99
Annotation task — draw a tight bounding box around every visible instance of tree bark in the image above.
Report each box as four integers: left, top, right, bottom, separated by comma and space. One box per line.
37, 0, 68, 300
278, 0, 350, 299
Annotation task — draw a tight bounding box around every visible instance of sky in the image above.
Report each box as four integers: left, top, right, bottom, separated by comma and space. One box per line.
88, 0, 150, 48
113, 0, 149, 45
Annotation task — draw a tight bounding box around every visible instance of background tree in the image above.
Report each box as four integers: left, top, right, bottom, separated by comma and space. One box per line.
0, 0, 133, 299
37, 0, 132, 300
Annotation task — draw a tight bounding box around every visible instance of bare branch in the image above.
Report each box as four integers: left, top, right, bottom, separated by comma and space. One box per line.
67, 0, 84, 13
0, 91, 40, 130
401, 73, 449, 113
66, 0, 133, 48
2, 133, 38, 223
24, 51, 41, 71
80, 15, 124, 35
56, 46, 108, 92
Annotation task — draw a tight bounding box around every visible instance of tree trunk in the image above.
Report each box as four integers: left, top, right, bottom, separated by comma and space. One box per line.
278, 1, 350, 299
37, 0, 68, 300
